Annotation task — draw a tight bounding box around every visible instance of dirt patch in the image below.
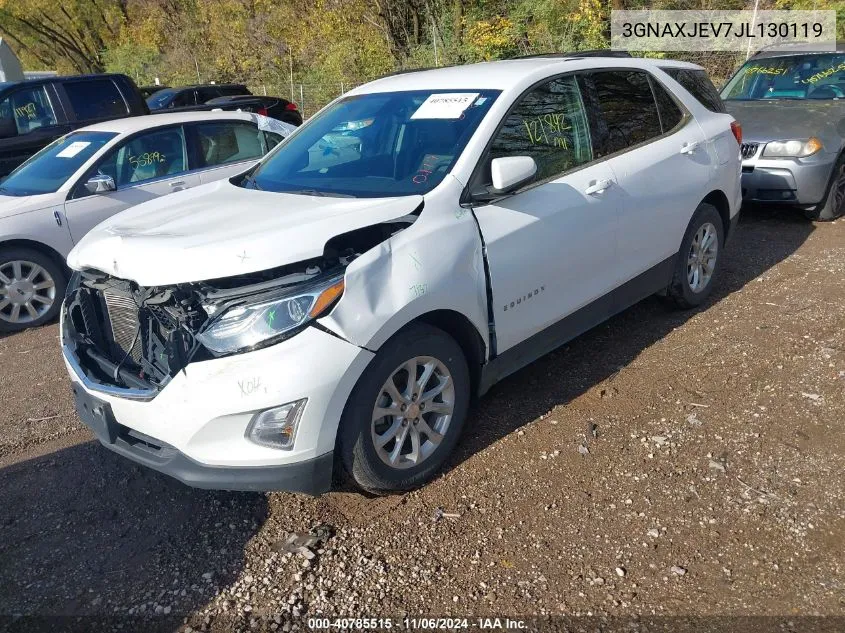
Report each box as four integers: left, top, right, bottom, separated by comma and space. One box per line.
0, 208, 843, 630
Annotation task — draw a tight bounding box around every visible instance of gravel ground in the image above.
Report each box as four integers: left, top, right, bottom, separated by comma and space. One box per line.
0, 207, 843, 632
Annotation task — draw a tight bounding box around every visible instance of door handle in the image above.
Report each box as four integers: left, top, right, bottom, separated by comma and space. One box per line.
680, 141, 700, 155
170, 181, 186, 187
585, 178, 612, 195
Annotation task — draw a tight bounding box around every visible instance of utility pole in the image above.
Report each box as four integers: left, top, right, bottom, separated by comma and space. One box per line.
289, 48, 295, 102
746, 0, 760, 59
432, 17, 439, 66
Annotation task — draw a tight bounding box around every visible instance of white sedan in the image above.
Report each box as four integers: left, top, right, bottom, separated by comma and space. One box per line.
0, 111, 295, 332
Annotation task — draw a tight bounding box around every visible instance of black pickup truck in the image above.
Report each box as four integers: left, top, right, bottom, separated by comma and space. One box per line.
0, 73, 147, 177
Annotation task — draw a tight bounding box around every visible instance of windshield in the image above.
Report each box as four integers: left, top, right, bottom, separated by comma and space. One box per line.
722, 53, 845, 101
0, 131, 116, 196
146, 89, 177, 109
245, 89, 500, 198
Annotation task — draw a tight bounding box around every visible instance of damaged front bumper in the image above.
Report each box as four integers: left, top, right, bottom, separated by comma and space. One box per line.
62, 317, 375, 495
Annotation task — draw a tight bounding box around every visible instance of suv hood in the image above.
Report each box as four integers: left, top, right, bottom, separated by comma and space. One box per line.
724, 100, 845, 145
68, 180, 423, 286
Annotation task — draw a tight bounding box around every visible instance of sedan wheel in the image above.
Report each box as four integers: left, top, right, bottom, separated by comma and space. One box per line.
0, 259, 57, 326
371, 356, 456, 469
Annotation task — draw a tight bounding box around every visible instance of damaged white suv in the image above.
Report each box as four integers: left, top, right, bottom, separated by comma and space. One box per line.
62, 56, 742, 494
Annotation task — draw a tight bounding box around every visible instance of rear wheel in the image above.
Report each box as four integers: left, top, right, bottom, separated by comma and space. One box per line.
339, 323, 470, 494
667, 203, 724, 309
0, 248, 66, 333
804, 154, 845, 221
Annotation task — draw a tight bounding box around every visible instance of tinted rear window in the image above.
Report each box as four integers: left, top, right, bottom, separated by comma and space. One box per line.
582, 70, 662, 157
64, 79, 128, 120
663, 68, 726, 113
649, 77, 685, 132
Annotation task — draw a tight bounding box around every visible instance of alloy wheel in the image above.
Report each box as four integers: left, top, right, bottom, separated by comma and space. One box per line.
687, 222, 718, 293
0, 260, 56, 325
371, 356, 455, 470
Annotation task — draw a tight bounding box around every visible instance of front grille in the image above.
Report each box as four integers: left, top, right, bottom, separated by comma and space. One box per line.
103, 290, 141, 361
740, 142, 759, 160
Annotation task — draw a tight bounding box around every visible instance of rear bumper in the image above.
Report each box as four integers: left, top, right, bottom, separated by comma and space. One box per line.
741, 149, 837, 206
71, 382, 334, 494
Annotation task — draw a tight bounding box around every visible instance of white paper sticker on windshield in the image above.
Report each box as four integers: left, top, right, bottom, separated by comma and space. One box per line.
411, 93, 479, 120
56, 141, 91, 158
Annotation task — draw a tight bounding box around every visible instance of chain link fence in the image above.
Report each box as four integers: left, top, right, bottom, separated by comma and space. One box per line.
242, 51, 748, 121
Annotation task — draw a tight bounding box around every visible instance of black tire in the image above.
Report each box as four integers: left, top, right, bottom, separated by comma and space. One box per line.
804, 153, 845, 221
0, 247, 67, 333
339, 323, 470, 494
666, 203, 724, 309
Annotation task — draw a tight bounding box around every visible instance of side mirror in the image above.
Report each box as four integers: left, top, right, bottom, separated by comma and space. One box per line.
490, 156, 537, 193
0, 117, 17, 139
84, 174, 116, 194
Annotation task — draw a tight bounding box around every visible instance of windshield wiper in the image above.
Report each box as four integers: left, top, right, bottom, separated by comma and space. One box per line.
286, 189, 357, 198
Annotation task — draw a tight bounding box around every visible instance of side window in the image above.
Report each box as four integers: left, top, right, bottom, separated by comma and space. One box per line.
195, 121, 263, 166
649, 77, 684, 133
64, 79, 127, 120
219, 86, 247, 97
96, 127, 187, 187
662, 68, 726, 113
582, 70, 662, 158
171, 90, 197, 108
264, 131, 284, 151
488, 75, 593, 183
0, 86, 57, 135
196, 87, 221, 103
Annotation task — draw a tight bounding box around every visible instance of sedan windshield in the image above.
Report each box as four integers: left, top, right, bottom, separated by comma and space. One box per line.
246, 89, 500, 198
0, 131, 116, 196
722, 53, 845, 101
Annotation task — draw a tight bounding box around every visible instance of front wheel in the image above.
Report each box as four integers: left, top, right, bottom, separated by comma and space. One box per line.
666, 203, 724, 309
0, 248, 67, 333
339, 323, 470, 494
804, 154, 845, 221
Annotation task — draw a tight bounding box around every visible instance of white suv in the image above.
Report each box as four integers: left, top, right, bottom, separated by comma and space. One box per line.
61, 56, 742, 494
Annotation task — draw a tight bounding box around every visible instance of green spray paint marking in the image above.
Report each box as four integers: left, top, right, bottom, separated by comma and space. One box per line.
267, 308, 277, 328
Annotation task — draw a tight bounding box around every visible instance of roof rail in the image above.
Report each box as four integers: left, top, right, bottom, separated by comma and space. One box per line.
513, 50, 633, 60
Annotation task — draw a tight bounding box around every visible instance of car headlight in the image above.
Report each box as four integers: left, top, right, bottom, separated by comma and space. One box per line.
196, 275, 344, 354
762, 137, 823, 158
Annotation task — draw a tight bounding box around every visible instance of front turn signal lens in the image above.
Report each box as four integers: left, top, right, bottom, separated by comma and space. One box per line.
309, 279, 345, 318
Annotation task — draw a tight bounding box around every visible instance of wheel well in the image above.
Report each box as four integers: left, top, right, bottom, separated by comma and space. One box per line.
414, 310, 487, 399
0, 239, 68, 273
702, 190, 731, 238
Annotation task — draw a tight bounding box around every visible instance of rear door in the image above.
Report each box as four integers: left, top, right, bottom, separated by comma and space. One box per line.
578, 69, 711, 282
189, 119, 267, 183
0, 83, 70, 176
63, 125, 200, 243
471, 74, 621, 353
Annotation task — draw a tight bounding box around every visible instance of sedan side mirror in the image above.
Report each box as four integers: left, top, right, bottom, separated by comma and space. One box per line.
490, 156, 537, 193
84, 174, 116, 194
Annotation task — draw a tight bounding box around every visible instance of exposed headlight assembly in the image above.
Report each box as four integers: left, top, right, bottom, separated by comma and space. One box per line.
762, 137, 823, 158
196, 275, 344, 354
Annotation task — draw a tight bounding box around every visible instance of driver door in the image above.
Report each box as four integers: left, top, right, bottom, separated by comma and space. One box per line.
63, 125, 200, 243
471, 74, 621, 353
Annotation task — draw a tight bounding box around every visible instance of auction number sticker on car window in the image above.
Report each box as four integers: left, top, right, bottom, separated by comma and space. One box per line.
56, 141, 91, 158
411, 93, 479, 119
